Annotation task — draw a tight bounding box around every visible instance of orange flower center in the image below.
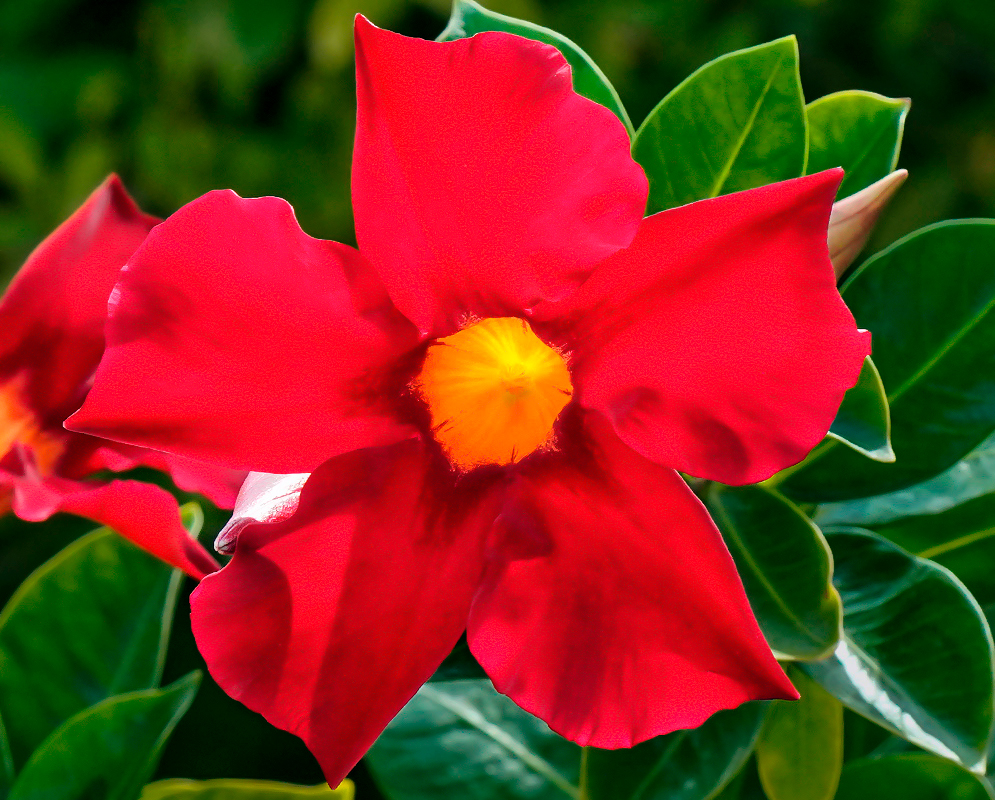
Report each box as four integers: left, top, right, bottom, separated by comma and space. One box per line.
416, 317, 573, 470
0, 378, 64, 475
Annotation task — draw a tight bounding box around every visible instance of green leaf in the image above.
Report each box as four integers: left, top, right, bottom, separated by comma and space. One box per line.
835, 754, 995, 800
0, 526, 183, 769
366, 679, 581, 800
860, 492, 995, 614
755, 668, 843, 800
141, 778, 353, 799
631, 36, 806, 214
802, 529, 995, 772
7, 672, 200, 800
815, 432, 995, 528
780, 221, 995, 502
585, 703, 766, 800
0, 713, 13, 798
437, 0, 633, 136
806, 90, 910, 198
705, 485, 841, 660
827, 356, 894, 462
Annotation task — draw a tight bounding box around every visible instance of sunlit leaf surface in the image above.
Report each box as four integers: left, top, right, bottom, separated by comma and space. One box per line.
806, 90, 909, 198
827, 356, 893, 463
756, 668, 843, 800
632, 36, 806, 214
803, 529, 995, 772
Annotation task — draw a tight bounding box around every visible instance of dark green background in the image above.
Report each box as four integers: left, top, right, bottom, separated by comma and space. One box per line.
2, 0, 995, 284
2, 0, 994, 791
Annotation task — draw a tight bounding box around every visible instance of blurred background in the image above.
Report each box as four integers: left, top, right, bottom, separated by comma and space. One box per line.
1, 0, 993, 791
2, 0, 995, 286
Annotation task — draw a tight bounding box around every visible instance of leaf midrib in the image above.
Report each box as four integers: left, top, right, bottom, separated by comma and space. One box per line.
710, 496, 826, 648
887, 291, 995, 406
917, 526, 995, 561
708, 55, 786, 198
420, 685, 580, 799
835, 113, 900, 193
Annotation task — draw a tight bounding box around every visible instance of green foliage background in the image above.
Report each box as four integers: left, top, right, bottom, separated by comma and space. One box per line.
2, 0, 995, 285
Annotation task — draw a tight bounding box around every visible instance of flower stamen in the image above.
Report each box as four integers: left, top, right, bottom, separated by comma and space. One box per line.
416, 317, 572, 470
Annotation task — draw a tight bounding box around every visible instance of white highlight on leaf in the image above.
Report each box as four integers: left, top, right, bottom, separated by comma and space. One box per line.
834, 638, 985, 773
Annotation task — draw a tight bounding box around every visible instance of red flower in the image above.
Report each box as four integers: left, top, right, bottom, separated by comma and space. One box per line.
0, 176, 245, 578
68, 20, 869, 784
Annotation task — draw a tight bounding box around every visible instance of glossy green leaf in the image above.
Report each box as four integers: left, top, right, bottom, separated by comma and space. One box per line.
0, 526, 183, 769
0, 713, 13, 798
437, 0, 633, 135
802, 529, 995, 772
815, 431, 995, 528
806, 90, 909, 198
632, 36, 806, 214
835, 754, 995, 800
859, 492, 995, 615
8, 672, 200, 800
585, 703, 766, 800
781, 221, 995, 502
366, 679, 581, 800
755, 668, 842, 800
827, 356, 894, 462
706, 485, 841, 660
141, 778, 353, 799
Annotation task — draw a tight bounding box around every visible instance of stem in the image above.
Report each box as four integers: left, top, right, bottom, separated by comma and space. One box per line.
578, 746, 590, 800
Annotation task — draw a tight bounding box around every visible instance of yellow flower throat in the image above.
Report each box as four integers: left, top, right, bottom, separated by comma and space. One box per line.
0, 377, 64, 475
416, 317, 573, 470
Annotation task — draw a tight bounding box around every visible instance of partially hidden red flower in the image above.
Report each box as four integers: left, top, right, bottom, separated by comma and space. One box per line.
68, 19, 870, 785
0, 176, 245, 578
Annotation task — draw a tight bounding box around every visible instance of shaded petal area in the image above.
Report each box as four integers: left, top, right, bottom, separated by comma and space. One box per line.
352, 17, 647, 335
57, 437, 246, 510
537, 170, 870, 485
55, 480, 220, 579
0, 175, 158, 427
468, 413, 795, 748
191, 440, 505, 786
69, 191, 420, 474
1, 448, 217, 579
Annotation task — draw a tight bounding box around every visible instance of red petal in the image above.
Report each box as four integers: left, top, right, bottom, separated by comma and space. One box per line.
190, 440, 504, 786
468, 413, 796, 748
536, 171, 870, 485
352, 17, 647, 336
129, 451, 246, 509
6, 465, 218, 579
0, 175, 158, 427
68, 190, 420, 474
57, 437, 246, 509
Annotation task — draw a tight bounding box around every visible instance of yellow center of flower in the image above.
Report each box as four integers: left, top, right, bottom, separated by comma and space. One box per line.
0, 377, 64, 475
416, 317, 573, 470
